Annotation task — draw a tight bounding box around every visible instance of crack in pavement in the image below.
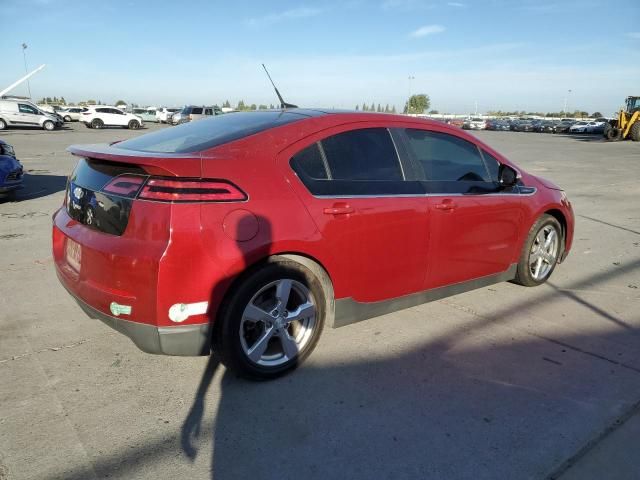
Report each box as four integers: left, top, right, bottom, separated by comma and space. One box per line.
546, 398, 640, 479
0, 339, 88, 364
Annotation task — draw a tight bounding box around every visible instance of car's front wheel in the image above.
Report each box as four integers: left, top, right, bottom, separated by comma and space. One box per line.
0, 119, 6, 130
128, 120, 140, 129
64, 115, 72, 122
514, 214, 562, 287
43, 120, 55, 131
214, 259, 326, 379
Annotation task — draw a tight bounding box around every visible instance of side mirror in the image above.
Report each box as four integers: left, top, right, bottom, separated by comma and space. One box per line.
498, 164, 519, 188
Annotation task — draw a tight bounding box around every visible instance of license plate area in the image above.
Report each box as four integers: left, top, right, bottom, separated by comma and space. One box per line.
66, 238, 82, 272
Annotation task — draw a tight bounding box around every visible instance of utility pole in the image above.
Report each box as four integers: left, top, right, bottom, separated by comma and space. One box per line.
21, 43, 32, 99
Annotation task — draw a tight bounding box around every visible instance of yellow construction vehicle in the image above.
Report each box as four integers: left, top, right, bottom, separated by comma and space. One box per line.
604, 96, 640, 141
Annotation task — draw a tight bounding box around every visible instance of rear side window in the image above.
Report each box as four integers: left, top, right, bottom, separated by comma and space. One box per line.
290, 128, 425, 196
204, 108, 213, 115
192, 107, 203, 115
116, 111, 306, 153
322, 129, 403, 181
291, 143, 328, 180
405, 130, 489, 182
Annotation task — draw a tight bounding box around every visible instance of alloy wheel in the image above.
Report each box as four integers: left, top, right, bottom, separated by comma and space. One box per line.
528, 225, 559, 281
239, 279, 317, 367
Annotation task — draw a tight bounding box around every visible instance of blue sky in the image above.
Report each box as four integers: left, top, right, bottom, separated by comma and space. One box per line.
1, 0, 638, 115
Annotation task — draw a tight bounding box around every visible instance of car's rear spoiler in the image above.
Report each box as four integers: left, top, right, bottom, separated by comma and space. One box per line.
67, 144, 202, 177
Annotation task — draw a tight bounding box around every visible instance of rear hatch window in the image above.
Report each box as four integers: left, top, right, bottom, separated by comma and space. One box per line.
67, 159, 147, 236
114, 111, 306, 153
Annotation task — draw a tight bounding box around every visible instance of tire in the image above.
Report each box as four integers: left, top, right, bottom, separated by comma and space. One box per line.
64, 115, 72, 122
43, 120, 55, 131
604, 125, 622, 141
214, 258, 326, 379
0, 118, 6, 130
513, 215, 562, 287
630, 122, 640, 142
91, 119, 103, 129
128, 120, 140, 130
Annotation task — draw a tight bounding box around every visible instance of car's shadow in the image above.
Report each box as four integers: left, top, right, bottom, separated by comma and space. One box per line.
1, 172, 66, 202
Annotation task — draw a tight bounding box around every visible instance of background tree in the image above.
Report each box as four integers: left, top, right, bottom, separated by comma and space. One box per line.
370, 102, 375, 111
250, 104, 257, 110
87, 99, 96, 105
222, 100, 231, 108
362, 102, 368, 111
377, 103, 382, 112
355, 105, 359, 111
236, 100, 246, 110
391, 105, 397, 114
384, 104, 390, 113
404, 94, 430, 114
115, 100, 126, 107
428, 109, 439, 114
258, 104, 268, 110
60, 96, 66, 105
591, 112, 603, 118
269, 103, 275, 109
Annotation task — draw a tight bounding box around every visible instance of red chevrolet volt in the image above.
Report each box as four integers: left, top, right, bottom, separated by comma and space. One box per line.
53, 109, 574, 378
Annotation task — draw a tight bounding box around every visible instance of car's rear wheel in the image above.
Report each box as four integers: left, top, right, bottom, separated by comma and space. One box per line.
91, 119, 103, 129
630, 122, 640, 142
0, 119, 6, 130
214, 259, 326, 379
43, 120, 55, 131
128, 120, 140, 130
514, 215, 562, 287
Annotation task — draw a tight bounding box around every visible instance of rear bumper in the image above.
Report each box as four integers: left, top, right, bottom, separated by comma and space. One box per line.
58, 269, 211, 356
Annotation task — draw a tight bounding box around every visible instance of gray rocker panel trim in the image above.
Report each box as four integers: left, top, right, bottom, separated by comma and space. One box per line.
333, 264, 517, 328
59, 275, 210, 356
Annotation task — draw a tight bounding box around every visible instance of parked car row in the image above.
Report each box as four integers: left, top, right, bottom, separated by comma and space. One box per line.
461, 117, 608, 134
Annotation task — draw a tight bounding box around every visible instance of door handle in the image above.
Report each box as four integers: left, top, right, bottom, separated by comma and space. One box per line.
323, 203, 354, 215
434, 199, 457, 211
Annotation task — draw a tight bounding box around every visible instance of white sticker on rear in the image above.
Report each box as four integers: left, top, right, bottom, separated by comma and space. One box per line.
168, 302, 208, 323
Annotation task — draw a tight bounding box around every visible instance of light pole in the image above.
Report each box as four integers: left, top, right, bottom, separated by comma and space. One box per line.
407, 75, 415, 113
21, 43, 32, 99
563, 89, 572, 117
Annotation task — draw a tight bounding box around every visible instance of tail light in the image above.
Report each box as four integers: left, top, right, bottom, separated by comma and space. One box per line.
139, 178, 246, 202
99, 174, 246, 202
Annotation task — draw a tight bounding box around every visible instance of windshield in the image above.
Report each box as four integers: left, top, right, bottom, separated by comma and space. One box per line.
115, 110, 309, 153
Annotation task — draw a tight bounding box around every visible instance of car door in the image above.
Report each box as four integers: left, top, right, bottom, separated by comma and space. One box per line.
283, 126, 430, 303
399, 128, 525, 289
110, 108, 127, 126
16, 103, 42, 126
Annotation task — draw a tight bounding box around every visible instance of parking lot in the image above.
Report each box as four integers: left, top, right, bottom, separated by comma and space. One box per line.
1, 123, 639, 479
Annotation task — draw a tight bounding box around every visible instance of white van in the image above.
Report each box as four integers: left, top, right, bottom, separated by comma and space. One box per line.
0, 99, 62, 131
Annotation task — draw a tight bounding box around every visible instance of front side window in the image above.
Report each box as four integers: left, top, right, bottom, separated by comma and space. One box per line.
192, 107, 203, 115
480, 150, 501, 183
404, 129, 496, 194
205, 108, 213, 115
18, 104, 38, 114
